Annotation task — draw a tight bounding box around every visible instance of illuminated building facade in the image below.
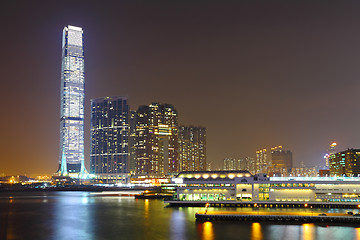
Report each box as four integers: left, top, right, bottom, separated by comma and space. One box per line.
329, 149, 360, 176
58, 25, 86, 175
90, 97, 129, 174
245, 157, 256, 174
223, 158, 238, 170
129, 111, 137, 174
171, 171, 360, 203
270, 146, 293, 172
133, 103, 178, 177
178, 126, 206, 172
222, 158, 249, 171
324, 142, 337, 168
256, 149, 269, 173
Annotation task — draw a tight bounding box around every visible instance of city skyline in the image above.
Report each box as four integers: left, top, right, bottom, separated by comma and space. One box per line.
2, 1, 360, 175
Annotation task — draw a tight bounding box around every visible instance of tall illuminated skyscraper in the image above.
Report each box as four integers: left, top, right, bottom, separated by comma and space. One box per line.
90, 97, 129, 174
58, 25, 86, 175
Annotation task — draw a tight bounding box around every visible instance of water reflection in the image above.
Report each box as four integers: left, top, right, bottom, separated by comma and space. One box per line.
251, 222, 262, 240
144, 199, 149, 219
197, 221, 214, 240
170, 211, 186, 240
356, 228, 360, 240
53, 192, 94, 240
302, 223, 315, 240
4, 192, 360, 240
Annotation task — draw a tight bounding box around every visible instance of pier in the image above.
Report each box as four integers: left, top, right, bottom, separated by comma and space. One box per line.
195, 212, 360, 223
166, 200, 360, 209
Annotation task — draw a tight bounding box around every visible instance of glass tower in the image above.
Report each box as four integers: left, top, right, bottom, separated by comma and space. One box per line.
90, 97, 129, 174
58, 25, 86, 175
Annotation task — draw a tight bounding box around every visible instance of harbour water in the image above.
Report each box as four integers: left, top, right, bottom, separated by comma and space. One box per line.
1, 191, 360, 240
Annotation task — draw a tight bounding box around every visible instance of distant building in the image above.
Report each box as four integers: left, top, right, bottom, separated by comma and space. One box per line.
329, 149, 360, 176
324, 142, 337, 169
271, 146, 293, 171
256, 148, 269, 173
244, 157, 256, 174
178, 126, 206, 172
133, 103, 178, 177
129, 111, 137, 174
206, 162, 212, 171
223, 158, 238, 170
290, 167, 317, 177
90, 97, 129, 174
319, 169, 330, 177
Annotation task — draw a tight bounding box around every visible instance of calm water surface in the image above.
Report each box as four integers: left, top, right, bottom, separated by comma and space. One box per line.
0, 191, 360, 240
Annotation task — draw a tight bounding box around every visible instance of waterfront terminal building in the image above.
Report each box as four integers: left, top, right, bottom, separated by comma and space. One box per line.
170, 171, 360, 203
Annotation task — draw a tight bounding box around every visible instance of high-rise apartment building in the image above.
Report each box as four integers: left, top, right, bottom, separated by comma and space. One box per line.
271, 146, 293, 171
178, 126, 206, 172
329, 149, 360, 176
256, 148, 269, 173
133, 103, 178, 177
223, 158, 251, 171
90, 97, 129, 174
245, 157, 256, 174
129, 111, 137, 174
223, 158, 237, 170
58, 25, 86, 175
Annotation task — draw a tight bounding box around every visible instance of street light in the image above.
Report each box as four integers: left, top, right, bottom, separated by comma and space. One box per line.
205, 203, 210, 214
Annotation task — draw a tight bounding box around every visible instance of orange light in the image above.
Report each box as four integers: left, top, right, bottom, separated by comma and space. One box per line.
304, 204, 308, 207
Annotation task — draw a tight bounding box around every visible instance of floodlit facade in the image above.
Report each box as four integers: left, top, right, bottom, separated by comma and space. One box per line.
178, 126, 206, 172
90, 97, 129, 175
58, 25, 86, 175
172, 171, 360, 203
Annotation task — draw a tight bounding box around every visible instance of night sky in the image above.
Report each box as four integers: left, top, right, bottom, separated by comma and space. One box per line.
2, 1, 360, 175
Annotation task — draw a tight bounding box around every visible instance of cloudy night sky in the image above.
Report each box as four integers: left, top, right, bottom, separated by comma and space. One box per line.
2, 1, 360, 175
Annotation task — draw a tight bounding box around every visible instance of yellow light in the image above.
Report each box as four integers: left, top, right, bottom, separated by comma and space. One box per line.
211, 174, 218, 179
251, 222, 262, 240
302, 224, 315, 240
203, 174, 209, 179
228, 174, 235, 179
202, 222, 214, 240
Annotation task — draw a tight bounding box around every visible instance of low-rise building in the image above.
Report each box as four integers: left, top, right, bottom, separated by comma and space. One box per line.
171, 170, 360, 203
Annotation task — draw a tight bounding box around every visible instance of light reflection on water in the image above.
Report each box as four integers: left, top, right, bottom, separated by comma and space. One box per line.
251, 222, 262, 240
1, 192, 360, 240
53, 192, 94, 240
